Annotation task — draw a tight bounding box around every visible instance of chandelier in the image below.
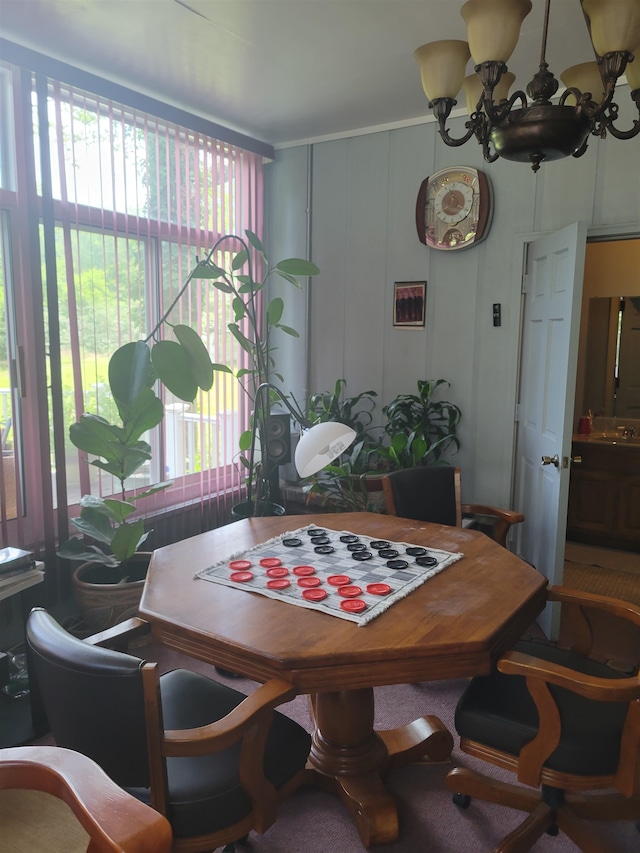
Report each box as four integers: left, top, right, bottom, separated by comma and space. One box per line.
414, 0, 640, 171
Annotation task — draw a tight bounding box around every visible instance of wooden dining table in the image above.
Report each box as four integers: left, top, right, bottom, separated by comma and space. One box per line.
139, 512, 547, 847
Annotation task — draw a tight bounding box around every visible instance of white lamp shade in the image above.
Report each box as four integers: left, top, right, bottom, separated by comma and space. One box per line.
294, 422, 357, 479
462, 70, 515, 115
414, 40, 471, 101
561, 62, 605, 105
583, 0, 640, 55
462, 0, 532, 64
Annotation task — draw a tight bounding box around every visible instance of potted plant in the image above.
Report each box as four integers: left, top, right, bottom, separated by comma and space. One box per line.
301, 380, 384, 512
122, 230, 319, 517
57, 342, 171, 630
378, 379, 462, 469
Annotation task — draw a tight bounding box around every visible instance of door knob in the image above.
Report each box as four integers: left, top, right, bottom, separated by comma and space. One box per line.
541, 454, 560, 467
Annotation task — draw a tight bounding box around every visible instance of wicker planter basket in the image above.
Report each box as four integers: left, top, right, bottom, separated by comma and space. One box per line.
72, 552, 151, 632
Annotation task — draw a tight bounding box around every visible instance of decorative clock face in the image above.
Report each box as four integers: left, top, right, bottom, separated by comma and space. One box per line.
416, 166, 493, 251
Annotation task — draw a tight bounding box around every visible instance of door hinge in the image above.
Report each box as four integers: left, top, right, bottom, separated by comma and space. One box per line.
514, 402, 520, 422
521, 274, 529, 294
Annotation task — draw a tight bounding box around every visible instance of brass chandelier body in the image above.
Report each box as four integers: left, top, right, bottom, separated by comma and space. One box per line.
415, 0, 640, 171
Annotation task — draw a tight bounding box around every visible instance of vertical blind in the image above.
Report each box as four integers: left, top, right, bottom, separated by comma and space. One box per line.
0, 67, 264, 560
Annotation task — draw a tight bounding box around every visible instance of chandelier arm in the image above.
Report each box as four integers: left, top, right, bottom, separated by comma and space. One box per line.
483, 89, 528, 123
606, 117, 640, 141
429, 98, 477, 147
570, 136, 590, 159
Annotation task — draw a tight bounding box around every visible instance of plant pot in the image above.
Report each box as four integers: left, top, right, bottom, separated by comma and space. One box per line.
72, 552, 151, 632
231, 501, 286, 521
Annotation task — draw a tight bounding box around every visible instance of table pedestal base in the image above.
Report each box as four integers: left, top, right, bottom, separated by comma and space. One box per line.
307, 688, 454, 847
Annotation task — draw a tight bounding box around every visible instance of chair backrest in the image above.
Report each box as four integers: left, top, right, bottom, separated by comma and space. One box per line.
0, 745, 172, 853
382, 466, 462, 526
26, 607, 152, 788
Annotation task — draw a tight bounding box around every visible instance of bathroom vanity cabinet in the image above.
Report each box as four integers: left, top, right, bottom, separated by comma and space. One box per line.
567, 437, 640, 552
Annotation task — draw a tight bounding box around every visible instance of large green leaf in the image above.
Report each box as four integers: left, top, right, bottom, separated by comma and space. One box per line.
276, 258, 320, 276
151, 340, 198, 402
276, 324, 299, 338
232, 297, 247, 322
111, 519, 147, 563
232, 249, 248, 270
69, 415, 120, 457
118, 387, 164, 443
228, 324, 253, 354
173, 325, 214, 391
266, 297, 284, 325
245, 230, 266, 257
56, 536, 119, 567
109, 341, 155, 407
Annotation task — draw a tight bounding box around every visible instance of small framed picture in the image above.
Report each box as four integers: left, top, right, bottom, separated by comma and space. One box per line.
393, 281, 426, 327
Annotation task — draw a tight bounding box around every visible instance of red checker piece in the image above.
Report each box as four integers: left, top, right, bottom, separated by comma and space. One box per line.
327, 574, 351, 586
367, 583, 391, 596
293, 565, 315, 576
230, 571, 253, 582
340, 599, 367, 613
267, 578, 290, 590
302, 588, 327, 601
266, 567, 289, 578
338, 585, 363, 598
229, 560, 251, 571
297, 576, 322, 588
260, 557, 282, 568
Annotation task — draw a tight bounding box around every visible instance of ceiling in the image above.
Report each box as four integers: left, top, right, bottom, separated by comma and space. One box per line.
0, 0, 599, 147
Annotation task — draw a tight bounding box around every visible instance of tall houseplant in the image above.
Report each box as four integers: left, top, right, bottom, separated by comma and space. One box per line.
57, 343, 172, 629
110, 230, 318, 515
379, 379, 462, 469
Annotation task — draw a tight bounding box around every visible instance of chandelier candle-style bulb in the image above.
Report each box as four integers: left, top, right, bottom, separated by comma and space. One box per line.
461, 0, 532, 64
414, 40, 471, 102
462, 71, 515, 116
560, 63, 605, 106
582, 0, 640, 56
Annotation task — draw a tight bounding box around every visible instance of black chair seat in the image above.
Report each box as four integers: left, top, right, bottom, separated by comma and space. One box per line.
129, 668, 311, 838
26, 608, 312, 851
455, 640, 630, 777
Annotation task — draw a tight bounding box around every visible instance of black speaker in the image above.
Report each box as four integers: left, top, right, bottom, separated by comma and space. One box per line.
265, 413, 291, 466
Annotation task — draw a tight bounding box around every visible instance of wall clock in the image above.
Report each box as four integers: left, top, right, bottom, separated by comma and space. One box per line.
416, 166, 493, 251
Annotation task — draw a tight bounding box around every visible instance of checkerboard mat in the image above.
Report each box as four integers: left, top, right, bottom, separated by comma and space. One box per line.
196, 525, 463, 625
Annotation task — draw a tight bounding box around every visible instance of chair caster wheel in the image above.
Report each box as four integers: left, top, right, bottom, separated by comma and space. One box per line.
452, 792, 471, 809
546, 824, 559, 836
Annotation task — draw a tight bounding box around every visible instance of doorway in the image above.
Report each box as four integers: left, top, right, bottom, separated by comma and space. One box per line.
566, 236, 640, 578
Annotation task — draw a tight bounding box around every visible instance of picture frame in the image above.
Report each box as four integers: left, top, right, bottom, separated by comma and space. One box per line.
393, 281, 426, 327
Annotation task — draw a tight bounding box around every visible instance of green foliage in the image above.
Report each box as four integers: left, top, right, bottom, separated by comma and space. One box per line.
57, 343, 171, 580
302, 381, 382, 511
303, 378, 462, 512
379, 379, 461, 468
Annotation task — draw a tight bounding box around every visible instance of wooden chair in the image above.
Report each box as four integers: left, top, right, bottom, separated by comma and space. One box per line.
0, 745, 172, 852
445, 587, 640, 853
26, 608, 312, 853
381, 466, 524, 547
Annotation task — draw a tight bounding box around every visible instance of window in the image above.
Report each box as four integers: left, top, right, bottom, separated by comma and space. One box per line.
0, 63, 265, 559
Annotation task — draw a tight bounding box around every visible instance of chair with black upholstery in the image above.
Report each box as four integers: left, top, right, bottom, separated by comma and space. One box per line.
381, 466, 524, 547
26, 608, 312, 853
445, 586, 640, 853
0, 745, 173, 852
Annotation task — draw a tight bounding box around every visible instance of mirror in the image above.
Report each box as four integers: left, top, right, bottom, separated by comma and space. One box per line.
583, 296, 640, 418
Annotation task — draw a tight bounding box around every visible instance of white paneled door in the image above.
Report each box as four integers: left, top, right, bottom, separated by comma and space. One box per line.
514, 222, 588, 639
